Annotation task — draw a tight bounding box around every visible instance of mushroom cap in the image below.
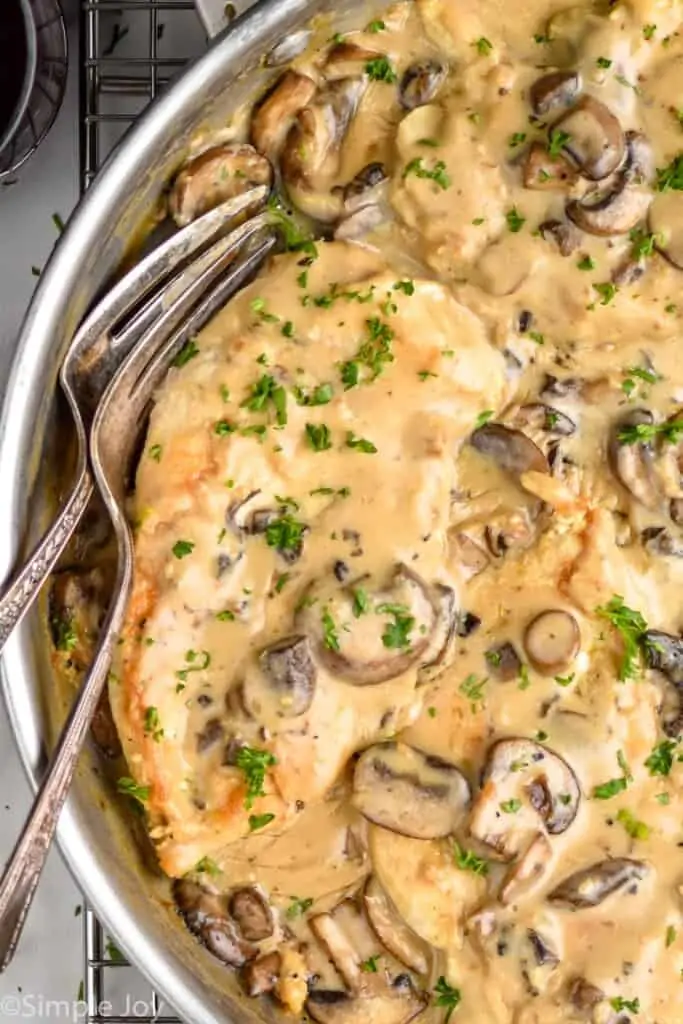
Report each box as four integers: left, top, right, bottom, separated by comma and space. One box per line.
567, 179, 651, 237
552, 96, 625, 181
353, 741, 471, 839
470, 423, 550, 476
523, 609, 581, 674
168, 144, 273, 228
470, 738, 580, 858
363, 876, 430, 975
549, 858, 648, 909
529, 70, 581, 116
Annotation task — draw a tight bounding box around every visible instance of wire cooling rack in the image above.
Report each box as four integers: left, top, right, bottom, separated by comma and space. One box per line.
79, 3, 207, 1018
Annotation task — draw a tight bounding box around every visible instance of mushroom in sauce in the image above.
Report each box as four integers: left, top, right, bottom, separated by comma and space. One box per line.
242, 635, 317, 719
250, 71, 318, 162
352, 741, 470, 839
399, 59, 447, 110
173, 880, 257, 966
297, 565, 437, 685
567, 177, 651, 237
469, 423, 550, 476
523, 609, 581, 674
551, 96, 626, 181
229, 887, 274, 942
168, 144, 273, 227
529, 70, 581, 116
470, 738, 580, 858
363, 876, 430, 975
549, 858, 648, 909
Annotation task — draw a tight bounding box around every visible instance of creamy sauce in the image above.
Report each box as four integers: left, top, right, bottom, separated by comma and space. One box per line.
107, 1, 683, 1021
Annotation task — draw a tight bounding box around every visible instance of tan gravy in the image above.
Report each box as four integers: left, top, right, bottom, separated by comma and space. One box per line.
103, 1, 683, 1021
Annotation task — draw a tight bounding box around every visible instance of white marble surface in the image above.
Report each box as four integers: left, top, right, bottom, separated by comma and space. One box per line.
0, 2, 205, 1018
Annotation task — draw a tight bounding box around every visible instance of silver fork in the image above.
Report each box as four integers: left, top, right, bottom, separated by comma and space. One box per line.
0, 204, 279, 971
0, 185, 269, 651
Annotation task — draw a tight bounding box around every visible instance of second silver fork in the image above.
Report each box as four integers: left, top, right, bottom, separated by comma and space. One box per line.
0, 185, 269, 651
0, 196, 279, 971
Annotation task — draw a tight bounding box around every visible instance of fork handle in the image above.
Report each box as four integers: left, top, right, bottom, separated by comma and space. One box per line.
0, 587, 118, 971
0, 470, 94, 650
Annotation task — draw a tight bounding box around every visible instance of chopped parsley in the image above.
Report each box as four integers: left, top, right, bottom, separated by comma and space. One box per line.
143, 706, 164, 742
173, 339, 199, 368
195, 857, 222, 877
286, 896, 314, 918
241, 373, 287, 426
577, 255, 595, 271
433, 977, 462, 1022
305, 423, 333, 452
500, 798, 522, 814
216, 609, 236, 622
393, 279, 415, 295
645, 739, 677, 777
643, 23, 657, 39
294, 382, 334, 406
596, 56, 612, 68
365, 56, 398, 83
360, 955, 380, 973
547, 128, 571, 159
509, 132, 527, 147
473, 36, 493, 56
340, 316, 395, 389
321, 608, 341, 651
596, 597, 649, 682
666, 925, 677, 947
630, 228, 660, 260
53, 615, 77, 653
366, 18, 386, 32
266, 195, 318, 257
592, 281, 618, 305
352, 587, 370, 617
453, 841, 489, 876
474, 410, 494, 429
379, 604, 415, 649
214, 419, 236, 436
459, 673, 487, 711
172, 539, 195, 559
656, 154, 683, 192
610, 996, 641, 1015
617, 419, 683, 446
175, 649, 211, 683
250, 297, 279, 323
265, 513, 306, 552
235, 746, 277, 809
249, 813, 275, 832
116, 777, 150, 806
274, 573, 291, 594
346, 431, 377, 453
616, 808, 650, 840
148, 443, 163, 461
554, 673, 575, 687
281, 320, 295, 338
403, 157, 451, 190
505, 207, 525, 233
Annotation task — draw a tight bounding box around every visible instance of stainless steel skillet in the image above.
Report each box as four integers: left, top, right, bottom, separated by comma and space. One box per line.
0, 0, 386, 1021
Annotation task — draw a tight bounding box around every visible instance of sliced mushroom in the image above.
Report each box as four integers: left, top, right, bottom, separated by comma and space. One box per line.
642, 526, 683, 558
229, 887, 274, 942
499, 833, 553, 905
342, 162, 388, 211
609, 409, 660, 510
168, 144, 273, 227
567, 178, 651, 237
470, 738, 580, 858
539, 218, 582, 256
529, 70, 580, 116
363, 877, 430, 975
548, 858, 648, 909
247, 635, 317, 718
569, 977, 605, 1011
541, 374, 584, 399
552, 96, 625, 181
514, 403, 576, 439
173, 880, 256, 966
624, 131, 654, 185
196, 717, 225, 754
335, 162, 391, 239
310, 911, 363, 989
281, 78, 365, 222
611, 256, 647, 287
649, 190, 683, 270
523, 610, 580, 674
353, 741, 470, 839
325, 42, 383, 80
399, 59, 447, 110
297, 565, 436, 685
418, 584, 457, 683
307, 977, 427, 1024
242, 951, 282, 997
523, 142, 578, 191
470, 423, 550, 476
451, 530, 491, 579
335, 204, 389, 240
643, 629, 683, 685
250, 71, 318, 162
486, 641, 522, 682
